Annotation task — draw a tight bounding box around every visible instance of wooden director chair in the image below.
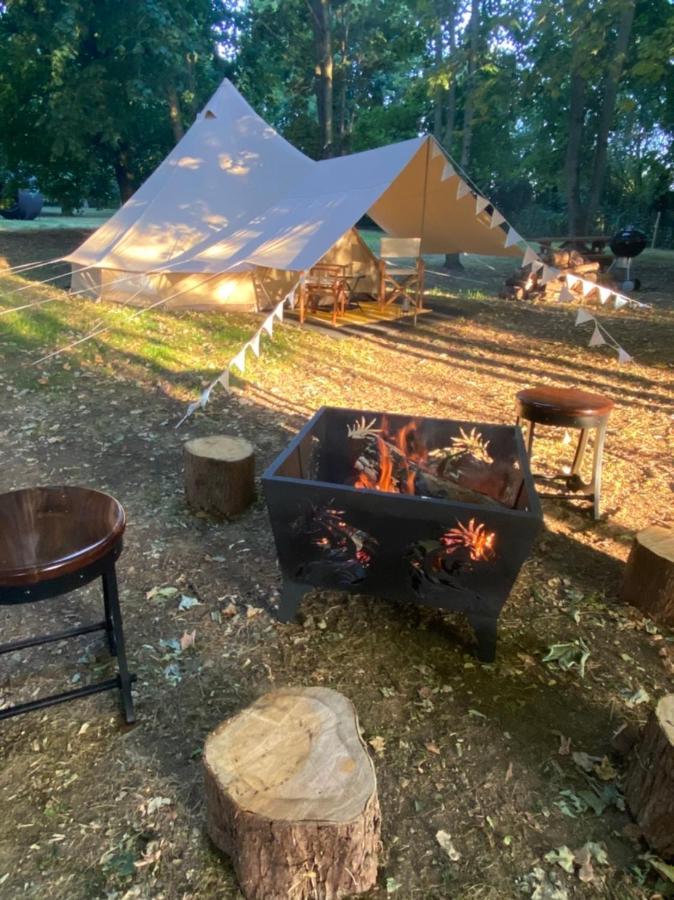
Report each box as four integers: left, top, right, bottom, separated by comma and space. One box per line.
378, 237, 425, 322
299, 264, 349, 327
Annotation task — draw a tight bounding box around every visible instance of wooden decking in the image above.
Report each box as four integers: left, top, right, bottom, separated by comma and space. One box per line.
285, 299, 431, 329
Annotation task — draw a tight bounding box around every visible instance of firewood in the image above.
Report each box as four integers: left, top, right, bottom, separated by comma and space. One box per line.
570, 261, 600, 275
184, 435, 255, 517
203, 687, 381, 899
550, 250, 570, 267
625, 695, 674, 859
620, 526, 674, 627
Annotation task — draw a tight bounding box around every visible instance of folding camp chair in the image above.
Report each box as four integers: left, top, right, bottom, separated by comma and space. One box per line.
301, 264, 349, 326
377, 237, 425, 322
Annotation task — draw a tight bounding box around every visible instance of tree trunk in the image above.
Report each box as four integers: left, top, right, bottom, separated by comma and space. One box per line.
433, 24, 444, 137
204, 687, 381, 899
460, 0, 479, 168
167, 84, 185, 144
625, 695, 674, 859
444, 252, 464, 270
309, 0, 334, 158
564, 69, 586, 237
113, 150, 137, 202
184, 435, 255, 517
620, 526, 674, 627
443, 3, 457, 152
583, 0, 636, 231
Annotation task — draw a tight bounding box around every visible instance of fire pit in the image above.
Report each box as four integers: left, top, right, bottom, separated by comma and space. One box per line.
262, 407, 542, 661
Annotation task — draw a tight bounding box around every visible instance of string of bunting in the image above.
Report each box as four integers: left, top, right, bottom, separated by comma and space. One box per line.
175, 279, 300, 428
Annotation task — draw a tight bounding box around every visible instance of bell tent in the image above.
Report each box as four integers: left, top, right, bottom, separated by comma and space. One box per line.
67, 79, 522, 311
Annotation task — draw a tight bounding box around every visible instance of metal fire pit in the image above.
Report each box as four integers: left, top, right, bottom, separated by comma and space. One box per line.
262, 406, 542, 661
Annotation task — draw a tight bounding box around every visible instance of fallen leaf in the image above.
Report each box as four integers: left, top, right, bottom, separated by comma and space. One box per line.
544, 845, 575, 874
435, 830, 461, 861
368, 736, 385, 756
425, 741, 441, 755
180, 630, 196, 651
178, 595, 200, 611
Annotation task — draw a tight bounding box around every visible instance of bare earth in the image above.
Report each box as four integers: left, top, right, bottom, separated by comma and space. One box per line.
0, 231, 673, 899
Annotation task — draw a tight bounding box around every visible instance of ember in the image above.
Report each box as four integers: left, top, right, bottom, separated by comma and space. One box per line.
263, 406, 542, 661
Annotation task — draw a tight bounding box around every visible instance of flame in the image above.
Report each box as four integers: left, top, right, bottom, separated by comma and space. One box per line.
354, 417, 426, 494
441, 518, 496, 562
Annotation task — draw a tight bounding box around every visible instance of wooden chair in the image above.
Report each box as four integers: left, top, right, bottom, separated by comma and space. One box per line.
378, 237, 425, 319
300, 264, 349, 327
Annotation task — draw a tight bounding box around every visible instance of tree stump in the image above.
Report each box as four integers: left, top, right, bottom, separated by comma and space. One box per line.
620, 526, 674, 627
203, 687, 381, 900
184, 435, 254, 517
625, 695, 674, 859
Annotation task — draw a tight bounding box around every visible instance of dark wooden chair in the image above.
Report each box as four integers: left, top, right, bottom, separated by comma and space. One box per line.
0, 486, 135, 722
515, 387, 614, 519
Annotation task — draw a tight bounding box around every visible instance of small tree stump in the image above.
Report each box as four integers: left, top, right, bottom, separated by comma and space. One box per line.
625, 695, 674, 859
203, 687, 381, 900
620, 526, 674, 627
184, 435, 254, 517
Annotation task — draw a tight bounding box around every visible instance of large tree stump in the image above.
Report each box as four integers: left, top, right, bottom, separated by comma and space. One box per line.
625, 695, 674, 859
620, 526, 674, 627
184, 435, 254, 517
203, 687, 381, 900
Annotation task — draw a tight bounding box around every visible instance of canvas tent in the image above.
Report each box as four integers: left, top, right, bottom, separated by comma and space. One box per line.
67, 79, 522, 311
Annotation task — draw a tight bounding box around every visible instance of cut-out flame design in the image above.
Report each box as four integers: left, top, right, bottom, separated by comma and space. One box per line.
441, 518, 496, 562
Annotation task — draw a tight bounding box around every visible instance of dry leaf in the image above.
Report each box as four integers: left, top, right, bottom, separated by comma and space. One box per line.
180, 630, 196, 650
368, 736, 386, 756
435, 830, 461, 861
425, 741, 441, 755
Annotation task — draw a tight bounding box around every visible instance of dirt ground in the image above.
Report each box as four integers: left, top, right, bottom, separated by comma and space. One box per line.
0, 231, 673, 900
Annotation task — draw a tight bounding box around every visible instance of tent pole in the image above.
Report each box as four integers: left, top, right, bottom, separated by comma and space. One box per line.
414, 137, 432, 323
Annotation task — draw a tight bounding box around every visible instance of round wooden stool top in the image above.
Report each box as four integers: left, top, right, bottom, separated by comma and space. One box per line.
516, 386, 614, 427
0, 486, 125, 588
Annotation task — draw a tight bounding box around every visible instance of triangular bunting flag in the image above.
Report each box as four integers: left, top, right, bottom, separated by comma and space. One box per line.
273, 300, 285, 322
559, 283, 575, 303
456, 179, 471, 199
522, 246, 538, 268
540, 265, 560, 284
262, 313, 275, 337
218, 370, 230, 390
504, 227, 522, 249
589, 324, 605, 347
489, 209, 505, 229
531, 258, 544, 273
199, 385, 213, 409
617, 347, 633, 364
566, 274, 579, 289
175, 399, 200, 429
476, 195, 490, 215
614, 295, 628, 309
441, 161, 455, 181
431, 141, 443, 160
598, 286, 612, 305
575, 308, 594, 326
231, 347, 247, 374
249, 331, 261, 357
581, 278, 595, 297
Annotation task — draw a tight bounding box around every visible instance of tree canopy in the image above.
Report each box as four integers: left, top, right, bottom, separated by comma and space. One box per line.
0, 0, 671, 237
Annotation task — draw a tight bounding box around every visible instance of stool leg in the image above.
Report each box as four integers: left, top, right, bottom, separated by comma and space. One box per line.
571, 428, 590, 476
525, 421, 535, 458
590, 424, 607, 520
102, 564, 135, 724
102, 575, 117, 656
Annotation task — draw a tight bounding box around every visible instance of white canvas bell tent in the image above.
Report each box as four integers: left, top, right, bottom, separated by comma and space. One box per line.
66, 79, 522, 311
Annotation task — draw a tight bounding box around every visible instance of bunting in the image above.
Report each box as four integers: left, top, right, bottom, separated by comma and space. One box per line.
489, 210, 505, 229
431, 141, 443, 160
559, 283, 575, 303
573, 304, 633, 363
177, 280, 301, 427
441, 161, 456, 182
522, 246, 539, 268
504, 227, 523, 249
475, 195, 490, 215
456, 179, 472, 200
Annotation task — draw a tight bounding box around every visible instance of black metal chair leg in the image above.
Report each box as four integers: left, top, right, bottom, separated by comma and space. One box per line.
102, 564, 135, 724
102, 574, 117, 656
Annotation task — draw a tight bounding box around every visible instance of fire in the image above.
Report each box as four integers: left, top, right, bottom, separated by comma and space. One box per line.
441, 518, 496, 562
353, 417, 426, 494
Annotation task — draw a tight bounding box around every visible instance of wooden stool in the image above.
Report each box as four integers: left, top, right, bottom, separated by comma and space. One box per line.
515, 386, 614, 519
0, 486, 135, 722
